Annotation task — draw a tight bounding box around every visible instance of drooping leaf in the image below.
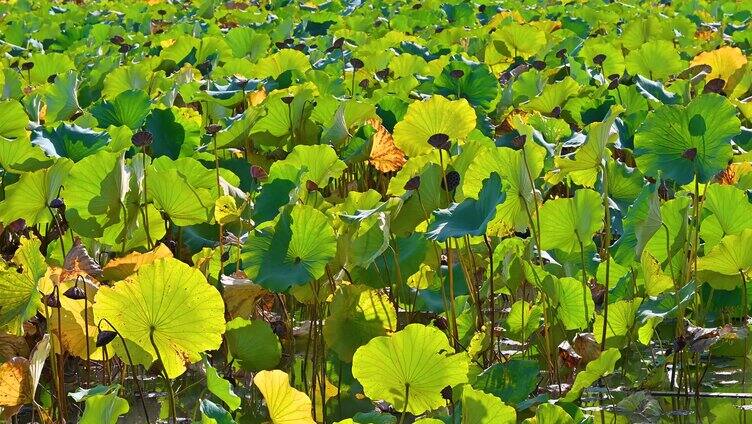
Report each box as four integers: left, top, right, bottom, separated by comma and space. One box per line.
254, 369, 315, 424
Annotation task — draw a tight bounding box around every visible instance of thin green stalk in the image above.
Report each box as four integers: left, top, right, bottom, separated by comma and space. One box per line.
398, 383, 410, 424
149, 328, 177, 422
600, 164, 611, 351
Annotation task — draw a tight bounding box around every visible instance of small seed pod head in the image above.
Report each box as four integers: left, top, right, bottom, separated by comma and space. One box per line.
251, 165, 268, 180
556, 48, 567, 59
63, 285, 87, 300
592, 53, 607, 66
306, 180, 319, 192
110, 35, 125, 45
332, 37, 345, 50
21, 62, 34, 71
118, 44, 132, 54
531, 60, 546, 71
45, 291, 61, 308
49, 198, 65, 209
205, 123, 223, 135
450, 69, 465, 79
404, 175, 421, 191
358, 78, 369, 89
442, 170, 461, 192
550, 106, 562, 118
427, 133, 451, 150
703, 78, 725, 94
682, 147, 697, 161
350, 57, 364, 70
375, 68, 390, 80
511, 134, 527, 149
8, 218, 26, 233
281, 95, 295, 105
131, 130, 154, 147
96, 330, 118, 347
47, 74, 57, 84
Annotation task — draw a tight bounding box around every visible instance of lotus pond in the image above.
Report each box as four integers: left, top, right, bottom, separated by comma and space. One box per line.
4, 0, 752, 423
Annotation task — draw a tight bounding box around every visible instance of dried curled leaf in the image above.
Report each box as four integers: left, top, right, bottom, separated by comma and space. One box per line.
367, 118, 405, 173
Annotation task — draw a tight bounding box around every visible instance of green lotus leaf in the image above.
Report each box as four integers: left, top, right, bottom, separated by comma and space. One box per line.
642, 196, 690, 265
242, 204, 336, 292
212, 108, 264, 150
93, 257, 225, 378
613, 182, 662, 265
539, 189, 604, 253
145, 107, 203, 159
473, 359, 539, 406
251, 85, 318, 145
225, 318, 282, 372
621, 16, 675, 51
44, 70, 80, 123
634, 94, 740, 184
503, 300, 542, 342
254, 49, 312, 79
555, 105, 623, 188
69, 384, 129, 424
700, 184, 752, 251
625, 40, 684, 81
284, 144, 347, 187
253, 164, 306, 224
102, 61, 160, 99
0, 158, 71, 227
0, 100, 52, 173
352, 323, 469, 415
594, 299, 641, 349
462, 140, 545, 233
460, 386, 516, 424
26, 53, 75, 85
32, 124, 110, 162
324, 285, 397, 362
562, 348, 620, 402
0, 237, 45, 335
698, 229, 752, 289
525, 77, 581, 114
426, 172, 504, 242
435, 57, 500, 111
336, 202, 395, 268
542, 276, 594, 330
641, 251, 674, 297
91, 89, 152, 130
205, 359, 241, 411
392, 95, 476, 157
64, 150, 130, 238
200, 399, 236, 424
390, 160, 448, 235
225, 27, 271, 60
522, 403, 574, 424
579, 41, 625, 77
493, 23, 546, 59
146, 166, 213, 226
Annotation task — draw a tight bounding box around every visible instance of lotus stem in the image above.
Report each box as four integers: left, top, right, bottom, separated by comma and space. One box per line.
483, 234, 495, 363
141, 149, 153, 249
149, 327, 177, 422
600, 163, 611, 351
446, 240, 459, 349
398, 383, 410, 424
98, 318, 150, 423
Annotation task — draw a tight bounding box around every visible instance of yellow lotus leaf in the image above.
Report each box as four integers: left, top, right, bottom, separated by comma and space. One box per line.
254, 370, 315, 424
0, 357, 31, 407
691, 46, 747, 82
393, 95, 476, 157
367, 118, 406, 173
46, 280, 104, 360
101, 244, 173, 281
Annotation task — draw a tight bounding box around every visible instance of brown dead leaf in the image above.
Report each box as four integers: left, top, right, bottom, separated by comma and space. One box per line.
368, 118, 406, 173
102, 244, 173, 281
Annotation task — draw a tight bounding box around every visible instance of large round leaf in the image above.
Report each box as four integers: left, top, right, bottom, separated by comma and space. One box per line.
323, 285, 397, 362
93, 257, 225, 378
225, 318, 281, 372
393, 95, 476, 157
0, 158, 71, 227
426, 172, 504, 242
634, 94, 740, 184
0, 238, 46, 336
253, 370, 315, 424
352, 323, 469, 415
242, 204, 336, 292
539, 189, 604, 253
